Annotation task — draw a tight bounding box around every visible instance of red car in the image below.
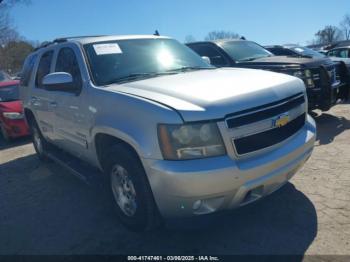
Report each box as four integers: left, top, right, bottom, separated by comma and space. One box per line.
0, 80, 30, 141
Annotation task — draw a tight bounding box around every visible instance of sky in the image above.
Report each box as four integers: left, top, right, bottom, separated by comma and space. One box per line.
9, 0, 350, 45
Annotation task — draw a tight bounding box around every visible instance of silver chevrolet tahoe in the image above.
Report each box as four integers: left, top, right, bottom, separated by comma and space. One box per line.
20, 35, 316, 231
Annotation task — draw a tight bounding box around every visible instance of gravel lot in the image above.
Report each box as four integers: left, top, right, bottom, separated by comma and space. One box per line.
0, 103, 349, 256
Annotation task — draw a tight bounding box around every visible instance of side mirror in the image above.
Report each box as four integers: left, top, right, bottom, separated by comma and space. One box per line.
202, 56, 211, 65
42, 72, 73, 91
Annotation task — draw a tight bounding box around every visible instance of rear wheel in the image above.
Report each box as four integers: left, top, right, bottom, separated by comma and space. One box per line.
105, 144, 162, 231
30, 120, 50, 162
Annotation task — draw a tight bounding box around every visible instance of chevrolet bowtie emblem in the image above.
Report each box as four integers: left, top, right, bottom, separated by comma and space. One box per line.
274, 114, 289, 127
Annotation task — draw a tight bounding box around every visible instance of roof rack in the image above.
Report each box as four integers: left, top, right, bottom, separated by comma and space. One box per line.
53, 35, 106, 43
33, 35, 106, 51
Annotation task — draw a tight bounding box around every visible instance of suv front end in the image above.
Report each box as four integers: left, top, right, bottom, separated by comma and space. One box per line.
144, 92, 316, 218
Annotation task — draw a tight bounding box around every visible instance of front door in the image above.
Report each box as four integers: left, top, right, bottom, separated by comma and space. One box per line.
51, 46, 89, 159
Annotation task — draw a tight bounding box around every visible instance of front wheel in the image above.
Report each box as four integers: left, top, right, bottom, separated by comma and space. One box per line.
105, 144, 162, 231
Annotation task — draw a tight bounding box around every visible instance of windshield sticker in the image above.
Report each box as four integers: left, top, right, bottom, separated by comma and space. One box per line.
93, 43, 122, 55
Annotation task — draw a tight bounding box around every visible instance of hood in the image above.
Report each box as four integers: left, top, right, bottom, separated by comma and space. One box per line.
105, 68, 305, 122
238, 55, 334, 68
0, 80, 19, 87
0, 100, 23, 113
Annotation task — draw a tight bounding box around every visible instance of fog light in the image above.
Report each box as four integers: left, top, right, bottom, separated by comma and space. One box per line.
192, 200, 202, 210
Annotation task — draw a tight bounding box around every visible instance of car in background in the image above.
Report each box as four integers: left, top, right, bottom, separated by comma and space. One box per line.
267, 44, 350, 86
0, 80, 30, 141
0, 70, 12, 82
326, 46, 350, 70
266, 44, 350, 71
187, 40, 350, 111
265, 44, 326, 59
20, 35, 316, 231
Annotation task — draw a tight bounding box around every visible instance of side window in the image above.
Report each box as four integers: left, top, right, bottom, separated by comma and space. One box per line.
329, 49, 339, 57
20, 54, 38, 86
339, 49, 348, 58
55, 47, 82, 92
35, 51, 53, 88
189, 44, 229, 67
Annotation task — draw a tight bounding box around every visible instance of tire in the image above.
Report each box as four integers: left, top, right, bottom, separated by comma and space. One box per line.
29, 120, 51, 162
0, 125, 11, 143
104, 144, 163, 231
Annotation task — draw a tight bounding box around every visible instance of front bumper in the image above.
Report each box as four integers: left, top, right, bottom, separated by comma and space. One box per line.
2, 119, 30, 138
307, 81, 348, 111
143, 114, 316, 218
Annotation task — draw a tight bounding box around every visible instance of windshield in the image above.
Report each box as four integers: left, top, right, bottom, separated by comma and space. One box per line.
288, 46, 326, 58
0, 71, 11, 82
0, 85, 19, 102
84, 38, 213, 86
220, 41, 273, 62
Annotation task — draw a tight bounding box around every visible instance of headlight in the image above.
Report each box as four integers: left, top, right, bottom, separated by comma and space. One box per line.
304, 69, 315, 88
293, 70, 304, 78
3, 112, 24, 119
305, 69, 312, 78
288, 69, 315, 88
158, 122, 226, 160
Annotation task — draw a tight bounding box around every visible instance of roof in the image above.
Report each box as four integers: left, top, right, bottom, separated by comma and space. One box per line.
70, 34, 171, 44
264, 45, 284, 48
329, 45, 350, 50
186, 38, 245, 45
34, 35, 172, 52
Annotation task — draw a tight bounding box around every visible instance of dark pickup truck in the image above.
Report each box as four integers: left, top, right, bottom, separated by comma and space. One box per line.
187, 40, 350, 111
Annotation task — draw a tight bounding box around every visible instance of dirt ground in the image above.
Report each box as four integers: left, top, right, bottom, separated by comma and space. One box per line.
0, 103, 349, 256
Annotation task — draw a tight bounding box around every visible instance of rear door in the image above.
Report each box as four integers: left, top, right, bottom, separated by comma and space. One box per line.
30, 50, 56, 141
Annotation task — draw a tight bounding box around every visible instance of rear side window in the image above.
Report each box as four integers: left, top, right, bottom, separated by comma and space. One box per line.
339, 49, 349, 58
188, 44, 229, 67
20, 54, 38, 86
55, 47, 82, 92
327, 50, 337, 57
35, 50, 54, 88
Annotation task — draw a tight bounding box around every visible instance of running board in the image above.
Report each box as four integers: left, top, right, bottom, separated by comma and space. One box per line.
45, 145, 105, 186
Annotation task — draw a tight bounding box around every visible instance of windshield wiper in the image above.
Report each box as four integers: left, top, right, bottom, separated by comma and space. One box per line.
105, 72, 177, 85
239, 54, 274, 62
166, 66, 215, 72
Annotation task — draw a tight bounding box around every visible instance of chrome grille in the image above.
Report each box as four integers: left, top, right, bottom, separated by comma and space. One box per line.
225, 93, 306, 156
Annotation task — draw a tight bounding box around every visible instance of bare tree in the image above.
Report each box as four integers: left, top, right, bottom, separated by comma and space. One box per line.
205, 30, 239, 41
0, 40, 34, 73
314, 25, 343, 45
0, 0, 32, 74
0, 0, 29, 44
340, 14, 350, 40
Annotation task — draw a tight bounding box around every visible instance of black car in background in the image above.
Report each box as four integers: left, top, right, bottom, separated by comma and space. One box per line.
264, 44, 326, 59
187, 40, 350, 111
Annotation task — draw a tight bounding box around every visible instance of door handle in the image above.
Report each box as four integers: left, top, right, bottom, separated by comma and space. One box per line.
31, 96, 40, 106
49, 101, 57, 108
